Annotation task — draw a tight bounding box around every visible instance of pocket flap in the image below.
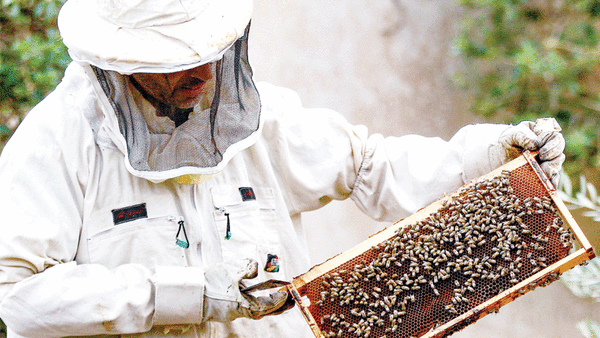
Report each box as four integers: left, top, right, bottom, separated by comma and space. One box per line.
210, 185, 275, 209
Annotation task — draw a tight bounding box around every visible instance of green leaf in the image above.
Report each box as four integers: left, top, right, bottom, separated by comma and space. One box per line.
559, 170, 573, 197
588, 182, 598, 203
581, 175, 588, 196
577, 319, 600, 338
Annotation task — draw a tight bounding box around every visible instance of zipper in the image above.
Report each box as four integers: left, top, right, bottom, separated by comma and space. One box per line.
89, 215, 178, 240
88, 215, 191, 250
214, 203, 275, 241
216, 207, 232, 240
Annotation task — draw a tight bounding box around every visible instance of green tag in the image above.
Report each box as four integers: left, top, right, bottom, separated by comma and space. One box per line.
176, 239, 189, 249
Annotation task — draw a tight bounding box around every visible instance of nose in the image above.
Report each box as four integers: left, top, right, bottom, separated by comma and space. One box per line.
186, 63, 213, 81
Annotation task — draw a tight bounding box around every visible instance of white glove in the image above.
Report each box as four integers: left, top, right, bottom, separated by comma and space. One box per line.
203, 258, 290, 322
490, 117, 565, 187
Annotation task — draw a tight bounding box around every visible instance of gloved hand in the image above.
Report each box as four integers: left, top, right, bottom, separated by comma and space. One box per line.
490, 117, 565, 187
203, 258, 291, 322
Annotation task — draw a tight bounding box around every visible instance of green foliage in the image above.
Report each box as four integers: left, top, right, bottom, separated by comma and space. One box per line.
0, 0, 70, 148
454, 0, 600, 177
558, 172, 600, 337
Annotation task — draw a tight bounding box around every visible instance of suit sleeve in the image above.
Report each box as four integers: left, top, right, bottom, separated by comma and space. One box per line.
257, 82, 509, 222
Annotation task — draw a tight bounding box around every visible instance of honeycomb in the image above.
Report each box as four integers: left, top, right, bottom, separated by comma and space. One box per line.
294, 159, 585, 338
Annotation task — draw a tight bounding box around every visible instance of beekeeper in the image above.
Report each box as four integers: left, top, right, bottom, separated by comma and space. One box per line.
0, 0, 565, 337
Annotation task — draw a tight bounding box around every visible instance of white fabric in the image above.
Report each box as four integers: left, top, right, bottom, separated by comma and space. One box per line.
0, 62, 511, 337
58, 0, 253, 74
153, 266, 204, 325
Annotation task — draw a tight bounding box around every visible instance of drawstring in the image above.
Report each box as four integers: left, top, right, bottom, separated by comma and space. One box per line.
209, 59, 223, 158
176, 220, 189, 249
224, 213, 232, 240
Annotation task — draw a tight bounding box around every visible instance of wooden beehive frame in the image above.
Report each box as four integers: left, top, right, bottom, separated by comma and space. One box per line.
287, 152, 596, 338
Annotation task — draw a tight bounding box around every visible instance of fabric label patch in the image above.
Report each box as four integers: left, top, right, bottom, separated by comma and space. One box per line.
239, 187, 256, 202
112, 203, 148, 225
264, 254, 280, 273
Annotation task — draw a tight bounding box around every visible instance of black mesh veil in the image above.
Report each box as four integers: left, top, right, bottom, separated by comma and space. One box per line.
208, 23, 260, 160
92, 23, 261, 173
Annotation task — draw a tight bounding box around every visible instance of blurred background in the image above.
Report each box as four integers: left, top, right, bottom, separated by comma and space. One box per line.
3, 0, 600, 337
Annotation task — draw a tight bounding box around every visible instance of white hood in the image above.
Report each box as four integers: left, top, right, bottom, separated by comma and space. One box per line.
81, 33, 262, 183
58, 0, 253, 74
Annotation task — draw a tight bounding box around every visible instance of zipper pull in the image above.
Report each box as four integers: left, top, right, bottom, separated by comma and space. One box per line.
176, 220, 189, 249
224, 213, 231, 240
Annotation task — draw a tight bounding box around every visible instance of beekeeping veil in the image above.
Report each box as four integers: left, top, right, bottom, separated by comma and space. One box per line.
57, 0, 260, 181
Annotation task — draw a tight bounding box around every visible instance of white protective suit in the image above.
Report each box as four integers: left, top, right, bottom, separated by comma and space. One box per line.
0, 61, 509, 338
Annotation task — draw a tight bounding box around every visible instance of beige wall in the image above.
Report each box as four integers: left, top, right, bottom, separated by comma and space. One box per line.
249, 0, 477, 264
249, 1, 600, 337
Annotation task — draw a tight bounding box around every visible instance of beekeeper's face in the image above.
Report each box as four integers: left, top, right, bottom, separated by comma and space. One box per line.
131, 63, 213, 109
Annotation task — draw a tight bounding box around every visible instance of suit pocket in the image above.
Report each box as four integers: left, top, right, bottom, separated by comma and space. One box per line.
211, 186, 285, 280
88, 216, 188, 270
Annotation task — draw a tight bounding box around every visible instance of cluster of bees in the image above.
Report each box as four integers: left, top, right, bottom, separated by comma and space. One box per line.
315, 170, 573, 338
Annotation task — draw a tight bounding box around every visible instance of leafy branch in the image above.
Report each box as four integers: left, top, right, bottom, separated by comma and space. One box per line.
559, 172, 600, 218
557, 173, 600, 299
454, 0, 600, 178
558, 173, 600, 336
578, 319, 600, 338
